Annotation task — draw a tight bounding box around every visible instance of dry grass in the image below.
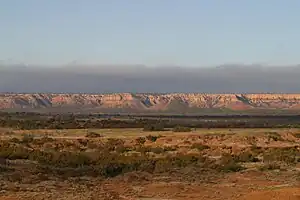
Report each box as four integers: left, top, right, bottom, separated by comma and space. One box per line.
0, 128, 300, 200
2, 127, 299, 138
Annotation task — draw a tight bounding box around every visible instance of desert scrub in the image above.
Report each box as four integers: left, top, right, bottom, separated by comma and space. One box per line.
292, 133, 300, 138
217, 153, 245, 172
21, 133, 34, 144
258, 162, 281, 171
85, 131, 102, 138
134, 146, 165, 154
146, 134, 162, 142
263, 147, 300, 164
149, 147, 165, 154
154, 154, 205, 173
104, 138, 125, 151
32, 135, 55, 145
0, 144, 31, 160
250, 145, 264, 154
9, 137, 21, 144
86, 140, 99, 149
265, 132, 283, 141
0, 165, 14, 173
235, 151, 260, 163
143, 123, 165, 132
135, 137, 146, 145
163, 145, 178, 151
172, 126, 192, 132
191, 143, 210, 151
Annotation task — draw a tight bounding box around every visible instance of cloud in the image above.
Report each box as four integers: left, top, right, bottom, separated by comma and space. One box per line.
1, 65, 300, 93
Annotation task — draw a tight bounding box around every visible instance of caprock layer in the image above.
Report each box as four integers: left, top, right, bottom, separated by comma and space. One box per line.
1, 93, 300, 112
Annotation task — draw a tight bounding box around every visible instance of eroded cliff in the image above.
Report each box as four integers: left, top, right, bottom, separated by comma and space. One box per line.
1, 93, 300, 111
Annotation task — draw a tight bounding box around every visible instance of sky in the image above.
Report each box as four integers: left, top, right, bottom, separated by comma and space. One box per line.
1, 0, 300, 67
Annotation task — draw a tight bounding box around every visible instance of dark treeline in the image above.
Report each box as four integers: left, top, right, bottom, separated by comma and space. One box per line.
0, 112, 300, 129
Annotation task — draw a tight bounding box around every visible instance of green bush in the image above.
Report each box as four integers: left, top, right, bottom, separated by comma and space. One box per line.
146, 135, 161, 142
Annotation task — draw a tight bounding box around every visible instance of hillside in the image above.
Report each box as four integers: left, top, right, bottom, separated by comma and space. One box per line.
2, 93, 300, 113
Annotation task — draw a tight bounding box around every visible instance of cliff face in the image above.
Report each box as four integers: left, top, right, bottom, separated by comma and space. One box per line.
1, 93, 300, 111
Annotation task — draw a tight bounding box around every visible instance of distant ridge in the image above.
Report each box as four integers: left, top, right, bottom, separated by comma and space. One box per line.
2, 93, 300, 114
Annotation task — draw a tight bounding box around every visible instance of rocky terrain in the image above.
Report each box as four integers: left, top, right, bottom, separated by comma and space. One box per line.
1, 93, 300, 112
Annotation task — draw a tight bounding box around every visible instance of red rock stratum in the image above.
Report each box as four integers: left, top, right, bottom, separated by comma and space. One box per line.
2, 93, 300, 112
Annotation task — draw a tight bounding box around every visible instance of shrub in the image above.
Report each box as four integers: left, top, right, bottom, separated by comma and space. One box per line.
0, 145, 30, 160
265, 132, 283, 141
191, 143, 210, 151
250, 145, 264, 154
77, 139, 88, 147
263, 147, 299, 164
220, 162, 245, 172
0, 165, 13, 172
150, 147, 165, 154
9, 137, 21, 144
8, 147, 30, 160
172, 126, 191, 132
292, 133, 300, 138
86, 131, 102, 138
115, 145, 131, 154
86, 141, 99, 149
135, 137, 146, 145
217, 153, 245, 172
143, 124, 165, 132
134, 146, 151, 154
146, 135, 161, 142
104, 138, 125, 151
258, 163, 281, 171
235, 151, 260, 163
33, 135, 54, 145
21, 134, 34, 144
163, 146, 178, 151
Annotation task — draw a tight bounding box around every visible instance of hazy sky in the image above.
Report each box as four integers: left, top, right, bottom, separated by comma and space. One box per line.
1, 0, 300, 66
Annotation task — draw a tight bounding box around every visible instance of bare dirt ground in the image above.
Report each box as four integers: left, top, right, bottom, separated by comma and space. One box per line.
0, 128, 299, 200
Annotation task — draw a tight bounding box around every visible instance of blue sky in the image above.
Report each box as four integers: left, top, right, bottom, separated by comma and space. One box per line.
1, 0, 300, 66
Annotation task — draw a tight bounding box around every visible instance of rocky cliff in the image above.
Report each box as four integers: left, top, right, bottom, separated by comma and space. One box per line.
1, 93, 300, 112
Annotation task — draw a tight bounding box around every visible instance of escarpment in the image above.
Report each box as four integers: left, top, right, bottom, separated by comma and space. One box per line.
1, 93, 300, 112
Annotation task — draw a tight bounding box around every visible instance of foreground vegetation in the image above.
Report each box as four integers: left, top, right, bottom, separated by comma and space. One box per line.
0, 129, 299, 180
0, 125, 300, 199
